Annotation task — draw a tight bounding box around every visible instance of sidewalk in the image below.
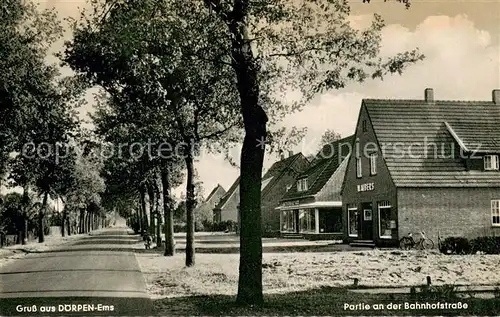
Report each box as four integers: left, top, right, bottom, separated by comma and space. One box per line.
0, 228, 107, 264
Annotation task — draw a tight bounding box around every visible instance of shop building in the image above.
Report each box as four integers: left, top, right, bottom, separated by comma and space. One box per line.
277, 136, 354, 240
341, 89, 500, 247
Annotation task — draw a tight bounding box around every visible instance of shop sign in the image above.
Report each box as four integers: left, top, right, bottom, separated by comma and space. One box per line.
282, 200, 300, 207
357, 182, 374, 192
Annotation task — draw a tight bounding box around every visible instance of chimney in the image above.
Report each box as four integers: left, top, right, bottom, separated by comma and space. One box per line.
280, 153, 285, 160
493, 89, 500, 104
425, 88, 434, 103
288, 150, 294, 157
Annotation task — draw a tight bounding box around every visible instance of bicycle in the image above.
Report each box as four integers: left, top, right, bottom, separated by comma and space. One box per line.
399, 231, 434, 250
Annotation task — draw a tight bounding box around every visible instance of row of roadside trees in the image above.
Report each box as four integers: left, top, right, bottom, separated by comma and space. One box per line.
2, 0, 422, 306
0, 0, 110, 244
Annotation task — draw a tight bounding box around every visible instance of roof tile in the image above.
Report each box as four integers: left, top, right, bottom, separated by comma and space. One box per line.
364, 99, 500, 187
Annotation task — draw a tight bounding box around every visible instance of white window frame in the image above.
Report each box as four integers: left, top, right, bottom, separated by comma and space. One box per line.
347, 205, 358, 237
370, 153, 377, 176
492, 200, 500, 226
297, 178, 308, 192
484, 155, 499, 171
356, 158, 362, 178
378, 201, 392, 239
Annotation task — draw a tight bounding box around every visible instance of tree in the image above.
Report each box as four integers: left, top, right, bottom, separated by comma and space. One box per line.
63, 0, 243, 266
89, 88, 185, 254
202, 0, 423, 305
320, 129, 342, 147
62, 0, 423, 303
305, 129, 343, 161
61, 134, 106, 236
0, 0, 64, 188
1, 0, 85, 243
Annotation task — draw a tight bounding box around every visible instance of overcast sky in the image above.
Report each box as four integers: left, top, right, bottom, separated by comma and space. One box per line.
34, 0, 500, 198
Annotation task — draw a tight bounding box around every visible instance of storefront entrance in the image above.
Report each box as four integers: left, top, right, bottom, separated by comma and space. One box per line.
281, 210, 299, 233
360, 202, 374, 240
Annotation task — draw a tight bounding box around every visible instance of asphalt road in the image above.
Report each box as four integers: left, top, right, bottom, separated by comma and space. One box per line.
0, 227, 153, 316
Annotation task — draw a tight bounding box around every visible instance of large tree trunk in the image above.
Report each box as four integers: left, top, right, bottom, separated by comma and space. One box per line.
78, 210, 82, 233
23, 219, 28, 244
185, 153, 196, 267
86, 209, 91, 233
140, 186, 148, 235
228, 11, 267, 305
67, 217, 71, 236
61, 211, 66, 237
79, 209, 85, 234
148, 183, 155, 235
61, 209, 66, 237
84, 210, 88, 233
161, 167, 175, 256
38, 192, 49, 243
154, 181, 162, 246
21, 185, 29, 245
135, 206, 142, 233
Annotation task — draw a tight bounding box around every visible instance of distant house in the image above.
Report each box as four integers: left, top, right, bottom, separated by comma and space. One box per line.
194, 184, 226, 225
341, 88, 500, 247
213, 152, 309, 233
277, 136, 354, 240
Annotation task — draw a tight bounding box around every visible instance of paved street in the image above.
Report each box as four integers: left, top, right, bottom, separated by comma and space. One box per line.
0, 227, 153, 316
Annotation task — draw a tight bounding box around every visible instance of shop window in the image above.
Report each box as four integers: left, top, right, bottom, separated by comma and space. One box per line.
378, 201, 392, 238
492, 200, 500, 226
319, 208, 342, 233
356, 158, 362, 178
299, 209, 315, 233
348, 205, 358, 237
484, 155, 499, 170
370, 154, 377, 175
281, 210, 296, 232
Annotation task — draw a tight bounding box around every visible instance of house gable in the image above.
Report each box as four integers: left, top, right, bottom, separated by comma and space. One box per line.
341, 103, 397, 200
283, 136, 354, 202
363, 91, 500, 187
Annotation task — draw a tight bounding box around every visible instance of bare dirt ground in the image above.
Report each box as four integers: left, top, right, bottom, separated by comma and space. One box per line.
136, 249, 500, 299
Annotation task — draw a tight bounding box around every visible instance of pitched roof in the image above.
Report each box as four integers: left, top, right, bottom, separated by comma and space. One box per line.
214, 176, 240, 210
281, 136, 354, 201
263, 153, 303, 179
214, 153, 306, 210
205, 184, 225, 203
364, 98, 500, 187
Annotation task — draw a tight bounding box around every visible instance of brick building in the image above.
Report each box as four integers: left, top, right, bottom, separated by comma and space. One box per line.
277, 136, 353, 240
341, 88, 500, 247
213, 152, 309, 233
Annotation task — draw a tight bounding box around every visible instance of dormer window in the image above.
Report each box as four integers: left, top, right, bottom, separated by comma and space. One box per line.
484, 155, 499, 170
297, 178, 308, 192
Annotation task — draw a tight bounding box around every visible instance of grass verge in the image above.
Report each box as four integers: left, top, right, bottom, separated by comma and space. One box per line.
153, 286, 500, 316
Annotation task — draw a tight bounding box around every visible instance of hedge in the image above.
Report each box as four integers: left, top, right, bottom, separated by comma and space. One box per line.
439, 236, 500, 254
